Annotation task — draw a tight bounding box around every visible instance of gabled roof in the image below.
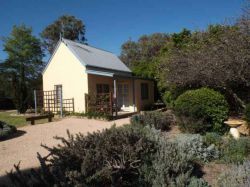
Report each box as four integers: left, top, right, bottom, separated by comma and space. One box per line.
62, 38, 131, 73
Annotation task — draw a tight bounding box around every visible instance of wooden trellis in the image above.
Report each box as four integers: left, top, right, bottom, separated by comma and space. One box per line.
34, 89, 74, 117
85, 92, 117, 116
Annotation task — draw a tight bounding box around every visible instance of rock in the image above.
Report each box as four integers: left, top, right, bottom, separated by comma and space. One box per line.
229, 128, 240, 139
237, 122, 250, 136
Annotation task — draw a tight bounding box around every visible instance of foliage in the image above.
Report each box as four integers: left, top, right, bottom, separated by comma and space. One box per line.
130, 111, 174, 131
1, 25, 44, 113
0, 121, 17, 140
41, 15, 86, 54
120, 33, 169, 70
187, 177, 209, 187
220, 137, 250, 164
8, 124, 206, 186
244, 103, 250, 123
158, 23, 250, 112
203, 132, 222, 147
175, 88, 229, 134
217, 160, 250, 187
172, 134, 220, 162
162, 91, 175, 108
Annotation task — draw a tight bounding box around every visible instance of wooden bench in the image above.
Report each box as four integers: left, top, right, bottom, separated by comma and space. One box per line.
26, 114, 54, 125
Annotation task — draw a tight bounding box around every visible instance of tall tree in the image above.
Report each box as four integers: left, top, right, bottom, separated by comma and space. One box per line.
158, 24, 250, 111
41, 15, 86, 54
1, 25, 44, 113
120, 33, 170, 79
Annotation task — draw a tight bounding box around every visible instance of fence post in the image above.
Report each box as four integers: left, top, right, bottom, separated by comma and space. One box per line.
110, 92, 113, 116
85, 94, 88, 113
72, 98, 75, 113
34, 90, 37, 115
60, 88, 63, 118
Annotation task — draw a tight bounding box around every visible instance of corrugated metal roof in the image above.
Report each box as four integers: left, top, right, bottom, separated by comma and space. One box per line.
62, 38, 131, 73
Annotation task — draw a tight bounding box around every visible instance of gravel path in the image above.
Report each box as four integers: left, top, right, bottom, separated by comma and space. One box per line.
0, 117, 130, 176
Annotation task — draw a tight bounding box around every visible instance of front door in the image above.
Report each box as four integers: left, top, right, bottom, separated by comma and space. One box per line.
117, 83, 129, 110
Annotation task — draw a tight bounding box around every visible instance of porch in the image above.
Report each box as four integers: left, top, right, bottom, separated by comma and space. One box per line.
86, 73, 137, 118
85, 71, 154, 118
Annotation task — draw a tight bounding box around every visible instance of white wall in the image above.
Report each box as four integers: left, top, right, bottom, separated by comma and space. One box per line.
43, 42, 88, 112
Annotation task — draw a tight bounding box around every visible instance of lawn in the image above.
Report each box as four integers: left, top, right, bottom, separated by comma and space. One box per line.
0, 110, 57, 128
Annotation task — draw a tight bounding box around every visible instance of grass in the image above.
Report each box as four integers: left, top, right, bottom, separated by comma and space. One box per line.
0, 110, 58, 128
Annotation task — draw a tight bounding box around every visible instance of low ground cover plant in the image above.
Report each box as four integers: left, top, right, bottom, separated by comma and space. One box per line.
172, 134, 220, 162
217, 160, 250, 187
0, 121, 17, 140
220, 137, 250, 164
174, 88, 229, 134
203, 132, 250, 164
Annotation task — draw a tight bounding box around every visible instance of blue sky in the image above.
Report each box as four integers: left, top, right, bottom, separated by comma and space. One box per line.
0, 0, 245, 60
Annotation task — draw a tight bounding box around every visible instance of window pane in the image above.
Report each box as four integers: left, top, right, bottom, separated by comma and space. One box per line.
96, 84, 109, 94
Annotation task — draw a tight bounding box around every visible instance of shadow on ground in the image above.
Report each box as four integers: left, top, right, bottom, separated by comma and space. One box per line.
0, 167, 33, 186
0, 130, 26, 142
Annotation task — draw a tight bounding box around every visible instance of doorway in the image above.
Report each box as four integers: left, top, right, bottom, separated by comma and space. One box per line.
117, 83, 129, 111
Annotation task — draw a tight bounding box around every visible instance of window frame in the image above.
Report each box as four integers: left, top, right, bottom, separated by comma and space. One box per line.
96, 84, 110, 94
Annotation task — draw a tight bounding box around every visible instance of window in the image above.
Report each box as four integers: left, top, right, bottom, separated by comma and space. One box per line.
96, 84, 110, 94
141, 83, 149, 100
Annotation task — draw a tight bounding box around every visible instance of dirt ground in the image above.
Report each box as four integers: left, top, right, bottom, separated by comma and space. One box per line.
0, 117, 130, 176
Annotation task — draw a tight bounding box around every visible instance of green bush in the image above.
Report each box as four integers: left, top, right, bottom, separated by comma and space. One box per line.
130, 111, 174, 131
0, 121, 17, 140
162, 91, 175, 108
217, 160, 250, 187
174, 88, 229, 134
220, 137, 250, 163
203, 132, 222, 147
8, 125, 205, 186
244, 103, 250, 123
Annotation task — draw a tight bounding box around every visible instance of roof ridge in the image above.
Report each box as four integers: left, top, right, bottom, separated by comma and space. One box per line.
62, 38, 115, 55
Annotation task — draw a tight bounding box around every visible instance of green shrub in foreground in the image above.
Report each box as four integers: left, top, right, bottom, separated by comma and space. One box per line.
0, 121, 17, 140
8, 125, 205, 186
174, 88, 229, 134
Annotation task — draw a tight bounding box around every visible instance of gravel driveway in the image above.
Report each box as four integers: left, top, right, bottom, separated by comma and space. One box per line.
0, 117, 130, 176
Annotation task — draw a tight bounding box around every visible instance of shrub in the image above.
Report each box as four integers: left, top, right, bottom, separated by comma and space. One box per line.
244, 103, 250, 123
203, 132, 222, 147
174, 88, 229, 134
0, 121, 17, 141
217, 160, 250, 187
141, 128, 204, 186
220, 137, 250, 164
8, 124, 205, 186
188, 177, 209, 187
130, 111, 174, 131
172, 134, 219, 162
162, 91, 175, 108
9, 125, 156, 186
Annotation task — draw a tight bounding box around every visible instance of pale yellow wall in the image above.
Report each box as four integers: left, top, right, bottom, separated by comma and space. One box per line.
43, 42, 88, 113
135, 79, 154, 111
